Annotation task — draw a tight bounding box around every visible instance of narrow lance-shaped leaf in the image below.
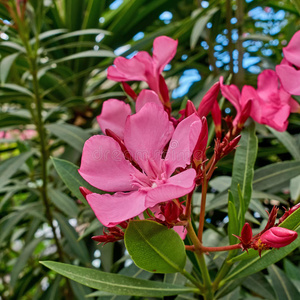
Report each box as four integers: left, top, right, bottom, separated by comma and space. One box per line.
0, 52, 20, 83
230, 122, 258, 214
227, 193, 239, 245
268, 264, 300, 300
253, 161, 300, 191
267, 126, 300, 160
0, 150, 35, 189
54, 212, 90, 265
125, 220, 186, 273
46, 123, 90, 152
40, 261, 199, 297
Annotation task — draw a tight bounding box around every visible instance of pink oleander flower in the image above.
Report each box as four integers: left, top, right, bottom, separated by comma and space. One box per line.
0, 129, 37, 140
107, 36, 178, 106
276, 30, 300, 102
79, 103, 202, 227
220, 76, 252, 128
221, 70, 296, 132
97, 89, 163, 139
248, 70, 297, 131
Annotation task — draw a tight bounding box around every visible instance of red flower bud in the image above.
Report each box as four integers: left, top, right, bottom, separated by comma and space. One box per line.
221, 135, 241, 157
185, 100, 197, 117
233, 223, 253, 251
79, 187, 92, 199
160, 200, 183, 225
92, 225, 125, 245
263, 206, 279, 231
278, 203, 300, 224
260, 227, 298, 248
121, 82, 137, 101
198, 82, 220, 117
193, 117, 208, 165
159, 75, 170, 108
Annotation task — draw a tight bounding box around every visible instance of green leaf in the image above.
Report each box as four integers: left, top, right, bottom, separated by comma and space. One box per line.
125, 220, 186, 273
268, 126, 300, 160
0, 53, 20, 83
46, 123, 90, 152
51, 157, 102, 204
0, 83, 33, 97
0, 150, 35, 189
48, 188, 79, 218
47, 50, 115, 65
54, 212, 90, 264
228, 194, 239, 245
40, 261, 198, 297
290, 175, 300, 202
241, 272, 276, 300
10, 237, 44, 287
78, 218, 101, 241
253, 161, 300, 191
268, 264, 300, 300
230, 122, 258, 213
190, 7, 219, 49
87, 263, 153, 299
44, 29, 111, 44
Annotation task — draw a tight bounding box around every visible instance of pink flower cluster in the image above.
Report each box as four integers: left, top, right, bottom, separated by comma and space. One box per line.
220, 31, 300, 132
78, 33, 300, 246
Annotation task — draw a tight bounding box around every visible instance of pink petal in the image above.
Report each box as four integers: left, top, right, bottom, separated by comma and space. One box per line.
197, 82, 220, 117
153, 36, 178, 74
135, 89, 163, 112
276, 64, 300, 95
289, 98, 300, 113
220, 77, 242, 122
256, 70, 279, 101
107, 56, 148, 82
97, 99, 131, 139
78, 135, 138, 192
240, 86, 258, 124
264, 105, 290, 132
283, 30, 300, 68
124, 103, 174, 171
165, 114, 202, 176
86, 190, 147, 227
145, 168, 196, 207
173, 226, 187, 240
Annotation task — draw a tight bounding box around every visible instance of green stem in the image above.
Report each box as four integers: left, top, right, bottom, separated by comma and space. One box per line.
13, 5, 65, 263
180, 268, 203, 292
187, 221, 214, 300
212, 250, 237, 291
198, 172, 207, 241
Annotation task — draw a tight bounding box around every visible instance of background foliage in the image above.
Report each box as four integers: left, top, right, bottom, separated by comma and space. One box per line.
0, 0, 300, 299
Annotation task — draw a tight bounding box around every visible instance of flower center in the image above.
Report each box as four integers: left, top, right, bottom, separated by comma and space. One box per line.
130, 158, 167, 189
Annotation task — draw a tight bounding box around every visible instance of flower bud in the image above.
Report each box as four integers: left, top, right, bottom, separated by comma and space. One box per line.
233, 222, 253, 251
185, 100, 197, 117
79, 187, 92, 199
278, 203, 300, 224
260, 227, 298, 248
264, 206, 279, 231
160, 199, 183, 225
121, 82, 137, 101
193, 117, 208, 165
